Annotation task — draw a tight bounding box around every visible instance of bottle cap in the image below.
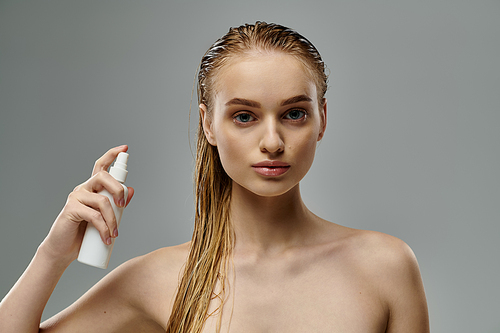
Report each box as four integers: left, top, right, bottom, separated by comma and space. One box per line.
109, 152, 128, 183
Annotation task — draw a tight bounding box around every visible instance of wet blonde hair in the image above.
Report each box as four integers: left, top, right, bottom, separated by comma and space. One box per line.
166, 21, 328, 332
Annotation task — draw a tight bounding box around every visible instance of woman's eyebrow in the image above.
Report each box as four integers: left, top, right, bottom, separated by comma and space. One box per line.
224, 95, 312, 108
225, 98, 261, 108
281, 95, 313, 106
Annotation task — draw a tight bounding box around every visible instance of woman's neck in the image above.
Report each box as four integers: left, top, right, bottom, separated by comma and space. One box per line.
230, 182, 320, 255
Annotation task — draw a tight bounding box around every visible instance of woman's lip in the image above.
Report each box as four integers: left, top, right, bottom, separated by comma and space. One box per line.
252, 161, 290, 177
252, 160, 290, 167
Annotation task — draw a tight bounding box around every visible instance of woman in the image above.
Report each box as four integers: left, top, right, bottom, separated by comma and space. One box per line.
0, 22, 429, 332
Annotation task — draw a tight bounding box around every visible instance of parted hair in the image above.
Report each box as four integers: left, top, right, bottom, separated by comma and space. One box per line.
166, 21, 328, 333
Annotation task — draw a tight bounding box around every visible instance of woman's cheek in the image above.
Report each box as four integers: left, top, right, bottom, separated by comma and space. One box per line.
217, 135, 247, 176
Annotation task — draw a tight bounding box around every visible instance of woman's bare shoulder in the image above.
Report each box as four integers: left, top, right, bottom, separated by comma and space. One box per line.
112, 241, 191, 286
119, 242, 191, 315
41, 242, 191, 332
322, 223, 421, 286
356, 229, 418, 274
327, 223, 417, 266
131, 241, 191, 273
336, 228, 426, 308
348, 229, 428, 330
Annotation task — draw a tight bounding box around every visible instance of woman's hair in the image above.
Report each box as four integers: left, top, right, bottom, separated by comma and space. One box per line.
166, 21, 328, 333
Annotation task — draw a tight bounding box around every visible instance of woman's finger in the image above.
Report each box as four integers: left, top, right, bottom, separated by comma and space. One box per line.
80, 170, 127, 207
125, 186, 134, 207
68, 190, 117, 242
69, 200, 112, 245
91, 145, 128, 177
78, 191, 119, 239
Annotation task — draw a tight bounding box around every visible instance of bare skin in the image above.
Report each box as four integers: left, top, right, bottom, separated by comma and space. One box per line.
0, 53, 429, 332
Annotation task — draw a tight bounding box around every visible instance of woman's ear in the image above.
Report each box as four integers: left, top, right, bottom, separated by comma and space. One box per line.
200, 104, 217, 146
317, 98, 327, 141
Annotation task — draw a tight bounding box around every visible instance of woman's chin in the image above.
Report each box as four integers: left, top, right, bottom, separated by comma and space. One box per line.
232, 181, 300, 199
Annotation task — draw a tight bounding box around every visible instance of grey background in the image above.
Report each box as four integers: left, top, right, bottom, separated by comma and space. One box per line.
1, 0, 499, 331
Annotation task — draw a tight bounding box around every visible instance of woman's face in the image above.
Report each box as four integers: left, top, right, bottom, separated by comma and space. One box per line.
201, 52, 326, 197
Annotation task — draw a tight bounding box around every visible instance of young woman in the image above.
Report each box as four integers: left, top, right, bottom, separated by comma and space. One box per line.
0, 22, 429, 332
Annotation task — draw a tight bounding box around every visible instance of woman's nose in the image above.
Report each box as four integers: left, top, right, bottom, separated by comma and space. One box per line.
259, 120, 284, 154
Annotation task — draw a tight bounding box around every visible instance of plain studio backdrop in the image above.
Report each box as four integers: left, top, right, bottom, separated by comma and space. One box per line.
1, 1, 499, 331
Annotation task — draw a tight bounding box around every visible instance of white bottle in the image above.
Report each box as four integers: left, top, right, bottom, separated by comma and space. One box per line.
77, 152, 129, 269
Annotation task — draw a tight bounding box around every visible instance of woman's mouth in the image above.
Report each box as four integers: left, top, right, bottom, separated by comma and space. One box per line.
252, 161, 290, 177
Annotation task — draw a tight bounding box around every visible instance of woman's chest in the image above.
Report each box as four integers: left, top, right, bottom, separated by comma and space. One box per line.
202, 259, 389, 332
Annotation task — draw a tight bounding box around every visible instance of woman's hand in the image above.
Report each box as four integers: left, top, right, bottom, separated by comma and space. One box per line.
40, 145, 135, 265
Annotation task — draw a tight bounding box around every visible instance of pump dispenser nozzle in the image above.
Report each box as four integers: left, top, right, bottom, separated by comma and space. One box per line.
109, 152, 128, 183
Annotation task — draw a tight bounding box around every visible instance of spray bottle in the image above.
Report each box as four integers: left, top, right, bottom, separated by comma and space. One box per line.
77, 152, 129, 269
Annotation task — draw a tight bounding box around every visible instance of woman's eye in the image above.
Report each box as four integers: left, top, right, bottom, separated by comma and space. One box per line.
234, 113, 255, 123
285, 109, 306, 121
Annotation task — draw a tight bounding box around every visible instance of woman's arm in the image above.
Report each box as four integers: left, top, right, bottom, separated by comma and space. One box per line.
39, 252, 168, 333
0, 244, 70, 332
0, 145, 135, 332
382, 237, 430, 333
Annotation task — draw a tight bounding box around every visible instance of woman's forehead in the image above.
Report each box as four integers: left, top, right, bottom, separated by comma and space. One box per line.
212, 54, 317, 105
217, 51, 310, 77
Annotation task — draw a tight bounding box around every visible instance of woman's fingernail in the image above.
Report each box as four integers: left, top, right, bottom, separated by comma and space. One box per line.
106, 237, 112, 245
113, 229, 118, 237
118, 198, 125, 207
